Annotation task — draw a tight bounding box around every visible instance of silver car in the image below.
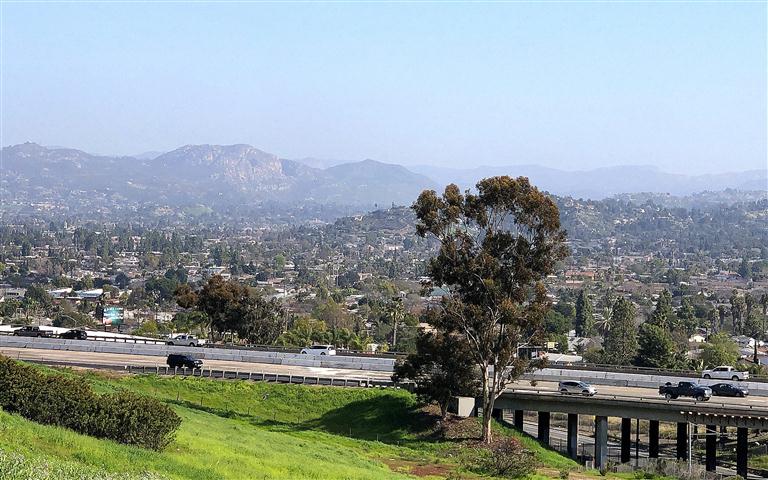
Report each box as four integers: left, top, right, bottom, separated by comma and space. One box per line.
558, 381, 597, 396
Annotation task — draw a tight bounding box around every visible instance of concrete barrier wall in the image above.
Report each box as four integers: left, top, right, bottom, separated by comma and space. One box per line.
0, 336, 396, 372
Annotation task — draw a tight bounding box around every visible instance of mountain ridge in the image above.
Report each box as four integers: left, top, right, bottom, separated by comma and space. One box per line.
2, 142, 765, 208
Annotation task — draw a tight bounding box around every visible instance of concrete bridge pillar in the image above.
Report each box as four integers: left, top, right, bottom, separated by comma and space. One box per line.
595, 415, 608, 473
736, 427, 748, 479
567, 413, 578, 460
705, 424, 716, 472
514, 409, 524, 430
537, 411, 550, 445
648, 420, 659, 458
676, 422, 688, 460
620, 418, 631, 463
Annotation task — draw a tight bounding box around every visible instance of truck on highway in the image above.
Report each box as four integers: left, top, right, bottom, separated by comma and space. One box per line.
166, 334, 205, 347
659, 381, 712, 401
701, 365, 749, 381
12, 326, 52, 338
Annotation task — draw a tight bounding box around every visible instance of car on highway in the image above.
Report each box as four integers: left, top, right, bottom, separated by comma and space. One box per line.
300, 344, 337, 356
166, 334, 205, 347
60, 329, 88, 340
12, 326, 52, 338
166, 354, 203, 369
659, 381, 712, 401
558, 381, 597, 396
709, 383, 749, 398
701, 365, 749, 381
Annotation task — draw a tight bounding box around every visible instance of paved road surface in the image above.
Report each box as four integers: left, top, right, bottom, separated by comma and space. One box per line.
506, 380, 765, 407
0, 347, 393, 380
3, 347, 761, 406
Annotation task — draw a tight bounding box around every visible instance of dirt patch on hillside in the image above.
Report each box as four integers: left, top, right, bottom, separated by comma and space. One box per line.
382, 458, 455, 478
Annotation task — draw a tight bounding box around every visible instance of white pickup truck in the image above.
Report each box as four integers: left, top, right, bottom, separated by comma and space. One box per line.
701, 365, 749, 381
166, 334, 205, 347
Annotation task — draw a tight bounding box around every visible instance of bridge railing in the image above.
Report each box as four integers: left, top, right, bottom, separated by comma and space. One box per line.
503, 387, 768, 412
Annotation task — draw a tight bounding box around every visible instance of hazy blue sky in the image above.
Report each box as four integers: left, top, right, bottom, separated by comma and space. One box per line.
1, 2, 766, 174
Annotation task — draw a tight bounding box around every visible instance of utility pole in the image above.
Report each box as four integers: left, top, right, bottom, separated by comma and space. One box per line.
390, 296, 402, 350
688, 421, 692, 474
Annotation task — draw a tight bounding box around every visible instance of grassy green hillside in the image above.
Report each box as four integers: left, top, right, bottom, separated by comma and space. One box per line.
0, 366, 635, 479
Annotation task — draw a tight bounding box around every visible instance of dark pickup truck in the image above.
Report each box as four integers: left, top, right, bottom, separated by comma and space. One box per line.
12, 326, 52, 338
659, 381, 712, 401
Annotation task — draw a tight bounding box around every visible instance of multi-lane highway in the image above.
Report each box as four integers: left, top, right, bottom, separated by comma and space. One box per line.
4, 344, 765, 408
505, 380, 766, 407
0, 347, 393, 380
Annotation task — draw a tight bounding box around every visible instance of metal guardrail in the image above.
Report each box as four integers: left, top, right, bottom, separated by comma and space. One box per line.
126, 364, 401, 388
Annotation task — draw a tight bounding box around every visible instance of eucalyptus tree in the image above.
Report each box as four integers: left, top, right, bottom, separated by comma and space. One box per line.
413, 176, 568, 443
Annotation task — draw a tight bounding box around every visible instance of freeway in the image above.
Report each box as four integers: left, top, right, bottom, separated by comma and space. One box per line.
4, 345, 763, 408
0, 347, 393, 380
505, 380, 766, 407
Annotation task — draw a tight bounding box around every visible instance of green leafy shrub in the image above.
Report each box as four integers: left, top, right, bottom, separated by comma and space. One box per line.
92, 391, 181, 451
462, 437, 537, 478
0, 356, 180, 450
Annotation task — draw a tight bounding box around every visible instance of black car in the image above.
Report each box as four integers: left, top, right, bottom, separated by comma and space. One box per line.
166, 354, 203, 369
710, 383, 749, 398
60, 329, 88, 340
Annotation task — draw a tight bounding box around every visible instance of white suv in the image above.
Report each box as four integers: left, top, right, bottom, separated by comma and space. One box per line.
300, 345, 337, 356
167, 334, 205, 347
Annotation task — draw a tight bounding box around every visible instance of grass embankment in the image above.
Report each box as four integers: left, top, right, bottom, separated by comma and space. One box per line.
0, 366, 636, 479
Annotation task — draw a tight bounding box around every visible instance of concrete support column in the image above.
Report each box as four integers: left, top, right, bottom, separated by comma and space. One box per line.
595, 415, 608, 473
620, 418, 632, 463
736, 427, 748, 479
676, 422, 688, 460
514, 410, 524, 430
567, 413, 579, 460
648, 420, 660, 458
705, 425, 717, 472
537, 411, 550, 445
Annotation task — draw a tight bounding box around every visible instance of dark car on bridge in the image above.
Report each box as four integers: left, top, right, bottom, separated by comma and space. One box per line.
709, 383, 749, 398
60, 329, 88, 340
659, 381, 711, 401
12, 326, 52, 338
167, 354, 203, 370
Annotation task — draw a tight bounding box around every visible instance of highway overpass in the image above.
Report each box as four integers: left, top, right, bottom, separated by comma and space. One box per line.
492, 389, 768, 477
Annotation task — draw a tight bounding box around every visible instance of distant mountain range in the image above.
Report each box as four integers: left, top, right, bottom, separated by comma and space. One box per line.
408, 164, 767, 199
0, 143, 435, 207
1, 142, 765, 209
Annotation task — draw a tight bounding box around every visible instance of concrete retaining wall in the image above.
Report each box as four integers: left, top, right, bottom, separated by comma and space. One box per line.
0, 336, 396, 372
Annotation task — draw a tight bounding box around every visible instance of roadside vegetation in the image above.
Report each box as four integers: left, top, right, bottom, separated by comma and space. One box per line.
0, 356, 180, 450
0, 363, 659, 480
